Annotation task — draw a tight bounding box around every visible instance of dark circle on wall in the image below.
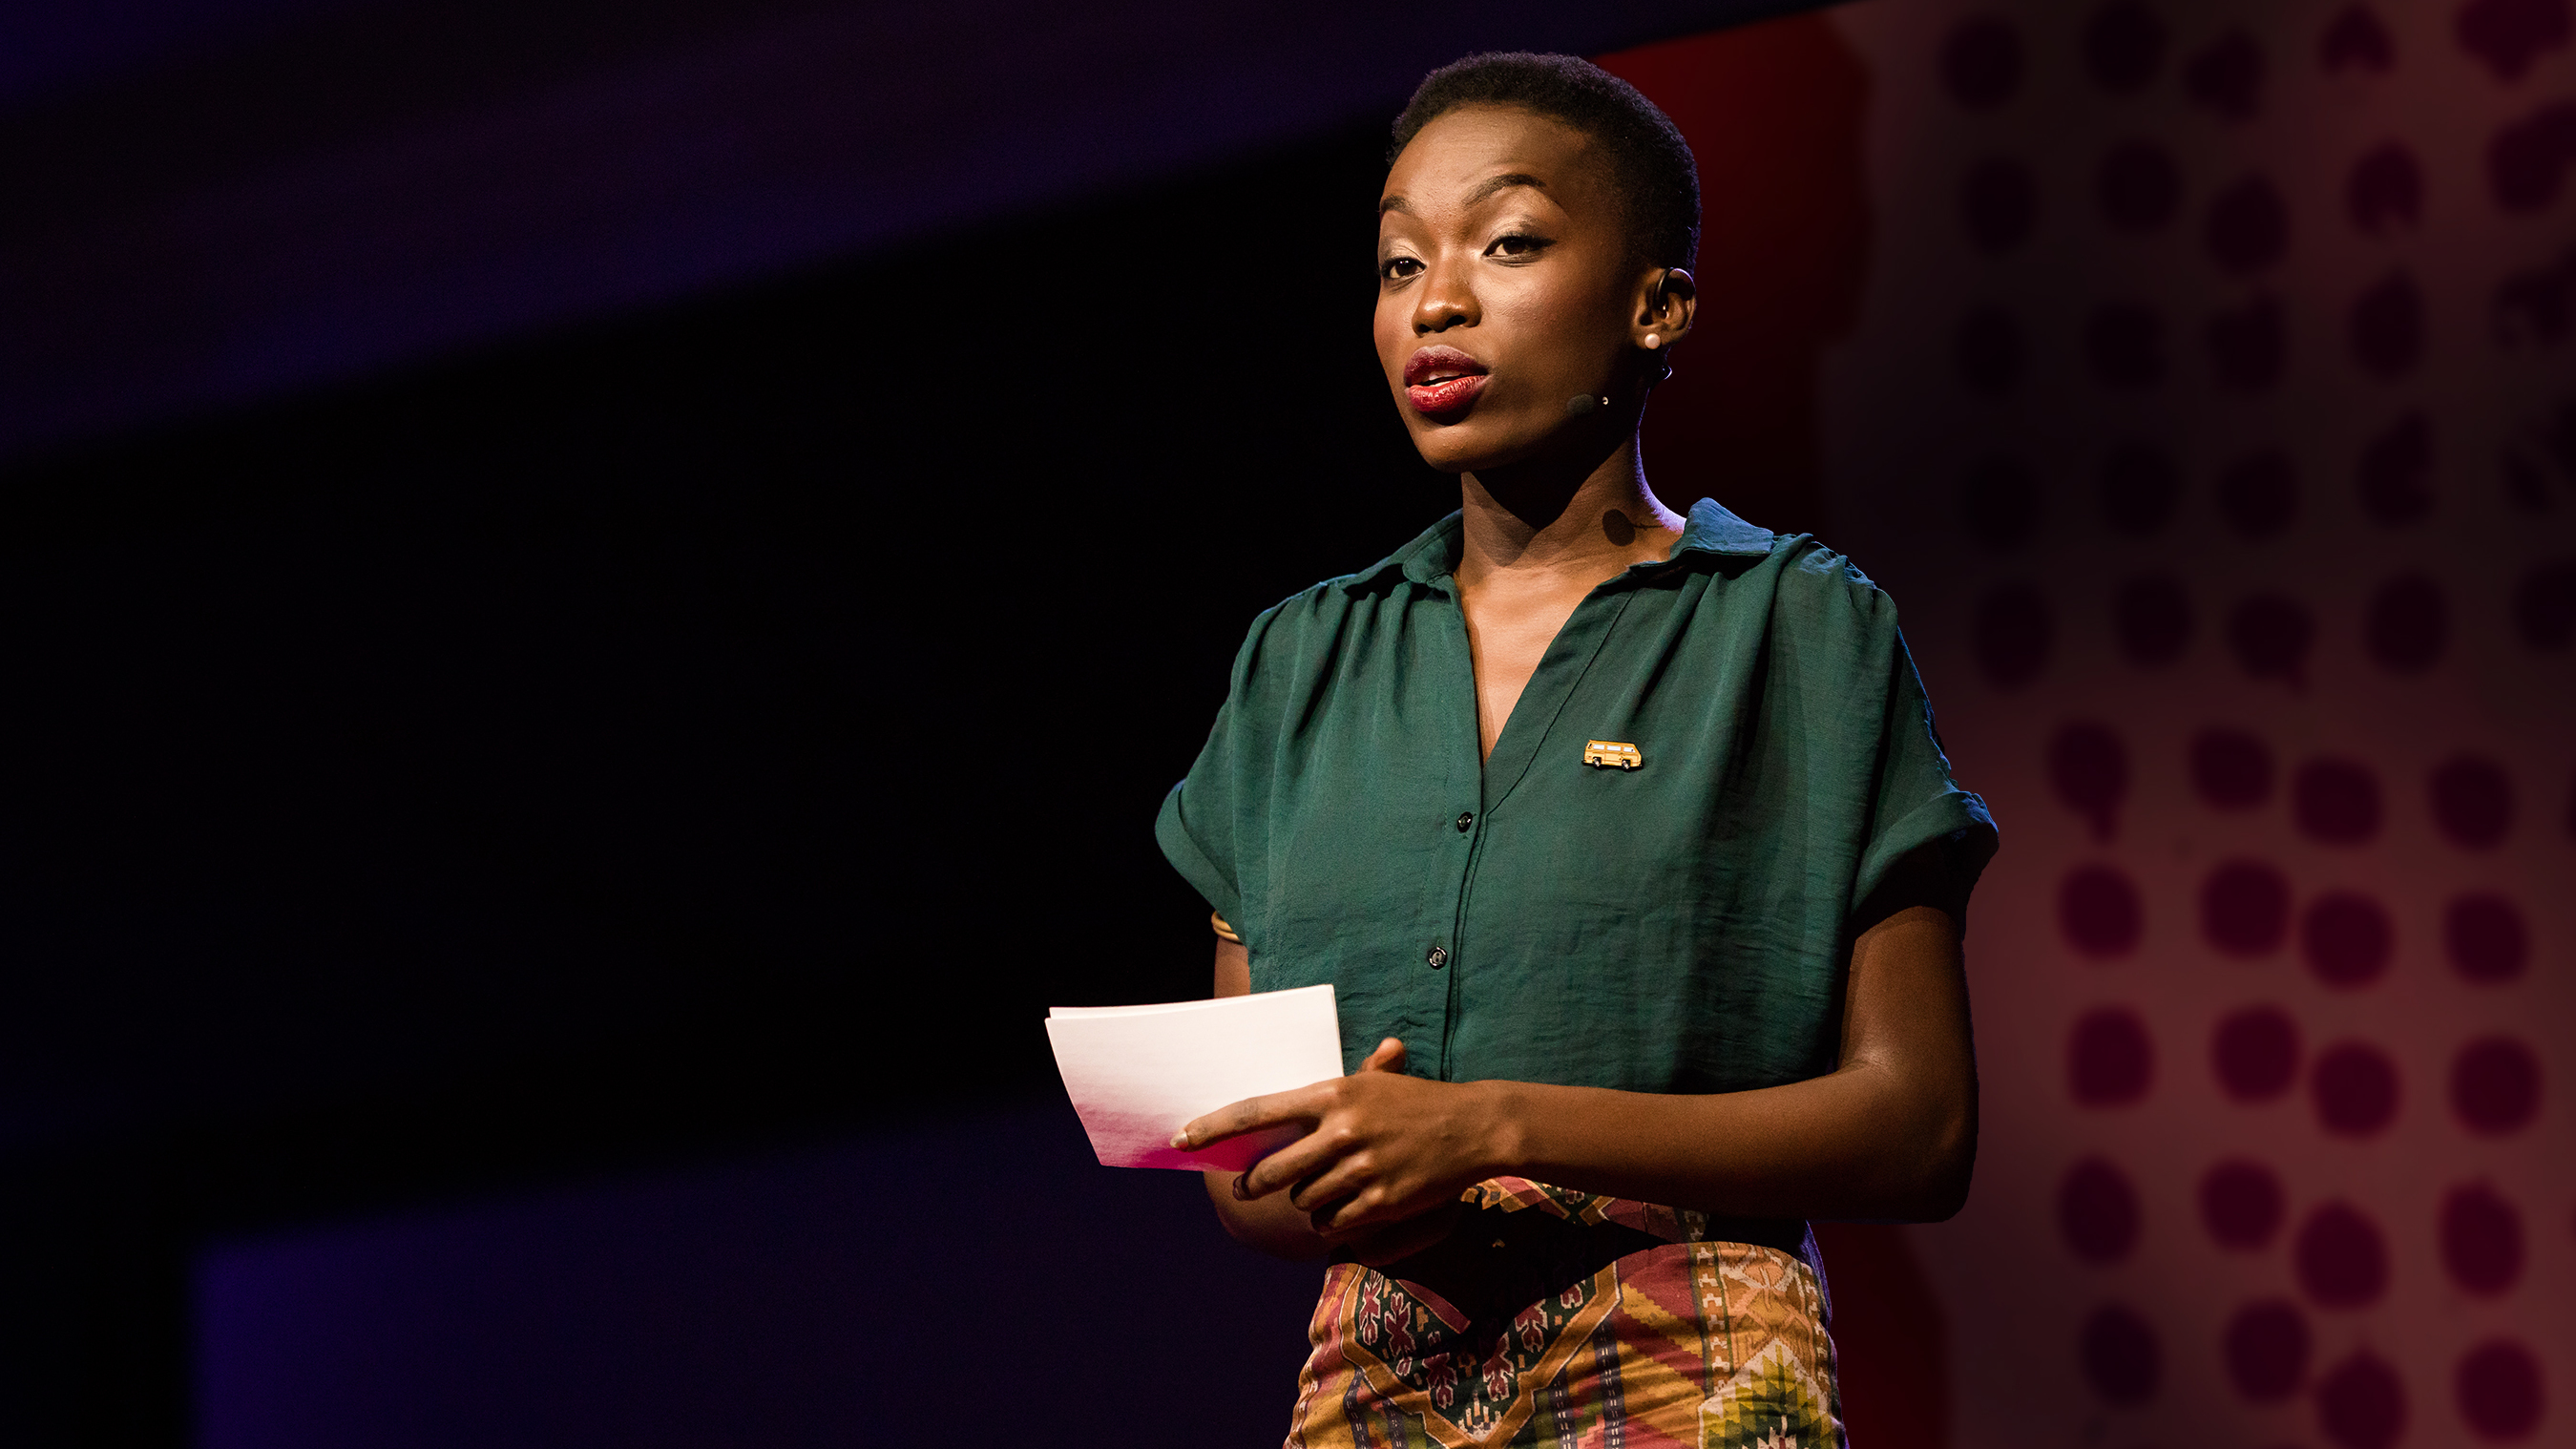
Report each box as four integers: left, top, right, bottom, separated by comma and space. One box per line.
2070, 1007, 2154, 1105
2312, 1040, 2401, 1136
2099, 139, 2182, 231
2060, 866, 2144, 956
1960, 455, 2041, 547
2440, 1183, 2525, 1295
2190, 727, 2274, 808
2445, 893, 2529, 982
2321, 6, 2397, 74
2214, 1006, 2302, 1102
2317, 1350, 2408, 1449
2200, 1158, 2287, 1249
2295, 1202, 2390, 1309
1956, 305, 2026, 395
2085, 2, 2168, 91
2347, 141, 2423, 233
2456, 1339, 2545, 1439
2206, 294, 2286, 392
2505, 451, 2552, 514
2293, 758, 2382, 844
2058, 1157, 2143, 1263
2186, 30, 2266, 121
2224, 1299, 2311, 1402
2049, 723, 2129, 840
2217, 449, 2299, 539
2511, 558, 2576, 649
2430, 755, 2514, 849
2086, 304, 2167, 387
2496, 266, 2576, 351
2101, 442, 2181, 535
2079, 1302, 2161, 1405
2207, 175, 2290, 273
2451, 1036, 2541, 1135
2228, 594, 2314, 684
1972, 582, 2052, 688
1943, 17, 2024, 109
2301, 892, 2393, 988
2203, 859, 2291, 955
1961, 158, 2039, 253
2356, 410, 2433, 525
2113, 575, 2193, 665
2487, 101, 2576, 215
2350, 271, 2426, 377
2364, 573, 2449, 673
2458, 0, 2575, 83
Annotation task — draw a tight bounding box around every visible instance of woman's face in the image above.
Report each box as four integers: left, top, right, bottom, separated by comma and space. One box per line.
1374, 105, 1651, 475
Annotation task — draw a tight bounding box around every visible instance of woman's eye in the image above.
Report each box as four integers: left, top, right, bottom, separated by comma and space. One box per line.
1380, 256, 1423, 281
1488, 233, 1550, 259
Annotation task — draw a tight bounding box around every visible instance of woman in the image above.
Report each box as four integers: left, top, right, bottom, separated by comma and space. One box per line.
1158, 52, 1995, 1448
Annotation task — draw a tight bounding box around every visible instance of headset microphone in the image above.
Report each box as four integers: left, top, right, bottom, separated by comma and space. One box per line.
1565, 393, 1608, 417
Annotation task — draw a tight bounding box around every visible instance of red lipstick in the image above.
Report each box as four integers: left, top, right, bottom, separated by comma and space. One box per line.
1404, 346, 1489, 415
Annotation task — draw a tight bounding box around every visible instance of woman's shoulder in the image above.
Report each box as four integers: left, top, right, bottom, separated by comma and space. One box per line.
1243, 512, 1461, 631
1683, 499, 1898, 636
1217, 511, 1460, 683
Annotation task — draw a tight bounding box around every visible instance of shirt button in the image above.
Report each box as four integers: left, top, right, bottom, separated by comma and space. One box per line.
1426, 945, 1449, 970
1456, 811, 1475, 832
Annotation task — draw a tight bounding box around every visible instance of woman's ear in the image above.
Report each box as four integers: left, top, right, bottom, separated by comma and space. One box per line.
1638, 267, 1697, 351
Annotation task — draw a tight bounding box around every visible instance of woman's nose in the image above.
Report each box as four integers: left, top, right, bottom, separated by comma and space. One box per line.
1412, 266, 1476, 334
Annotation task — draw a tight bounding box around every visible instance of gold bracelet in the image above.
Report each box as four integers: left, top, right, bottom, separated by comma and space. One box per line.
1209, 912, 1241, 943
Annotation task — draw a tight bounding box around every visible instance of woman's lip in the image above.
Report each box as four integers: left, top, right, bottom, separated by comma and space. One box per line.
1407, 373, 1490, 414
1404, 346, 1486, 387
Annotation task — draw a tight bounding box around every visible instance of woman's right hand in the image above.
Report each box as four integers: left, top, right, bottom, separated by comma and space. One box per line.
1199, 1035, 1471, 1263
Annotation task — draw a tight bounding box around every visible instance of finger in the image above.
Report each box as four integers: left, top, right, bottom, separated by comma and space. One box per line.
1310, 1184, 1393, 1237
1286, 1152, 1376, 1215
1236, 1122, 1350, 1200
1359, 1037, 1408, 1074
1172, 1083, 1325, 1150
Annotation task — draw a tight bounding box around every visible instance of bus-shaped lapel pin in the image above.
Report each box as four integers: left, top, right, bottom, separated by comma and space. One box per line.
1582, 740, 1643, 770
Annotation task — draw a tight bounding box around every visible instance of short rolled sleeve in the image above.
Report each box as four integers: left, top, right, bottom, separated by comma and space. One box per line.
1157, 747, 1243, 930
1156, 610, 1282, 932
1853, 638, 1998, 931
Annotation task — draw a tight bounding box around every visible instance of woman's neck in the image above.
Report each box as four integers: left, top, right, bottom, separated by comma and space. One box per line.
1454, 432, 1686, 589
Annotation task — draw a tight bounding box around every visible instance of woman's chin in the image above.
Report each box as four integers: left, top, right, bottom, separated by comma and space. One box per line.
1409, 429, 1543, 479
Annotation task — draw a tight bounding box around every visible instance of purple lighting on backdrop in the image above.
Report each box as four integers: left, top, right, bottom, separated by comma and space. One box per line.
194, 1096, 1319, 1449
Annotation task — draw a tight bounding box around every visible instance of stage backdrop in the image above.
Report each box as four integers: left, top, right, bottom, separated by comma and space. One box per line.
174, 5, 2569, 1448
1796, 2, 2572, 1446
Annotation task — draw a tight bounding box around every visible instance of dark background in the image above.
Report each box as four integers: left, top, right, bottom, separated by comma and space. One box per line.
1, 119, 1453, 1444
1, 2, 1983, 1443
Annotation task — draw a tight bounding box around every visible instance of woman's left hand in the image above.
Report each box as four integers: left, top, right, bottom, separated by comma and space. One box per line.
1175, 1038, 1505, 1245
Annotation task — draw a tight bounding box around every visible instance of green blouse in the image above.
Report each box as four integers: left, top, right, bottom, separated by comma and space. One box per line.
1157, 498, 1996, 1093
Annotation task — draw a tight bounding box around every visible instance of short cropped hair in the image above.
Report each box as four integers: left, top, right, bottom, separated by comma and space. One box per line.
1390, 52, 1701, 272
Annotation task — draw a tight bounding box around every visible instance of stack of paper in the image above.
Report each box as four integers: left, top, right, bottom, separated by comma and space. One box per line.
1045, 984, 1343, 1171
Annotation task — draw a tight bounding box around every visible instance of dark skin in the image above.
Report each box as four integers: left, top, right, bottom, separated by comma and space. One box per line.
1181, 105, 1978, 1266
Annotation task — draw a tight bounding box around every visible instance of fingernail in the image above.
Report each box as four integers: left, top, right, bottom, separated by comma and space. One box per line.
1168, 1131, 1189, 1149
1232, 1173, 1253, 1201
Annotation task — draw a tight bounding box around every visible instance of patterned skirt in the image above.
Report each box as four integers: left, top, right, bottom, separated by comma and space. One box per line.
1286, 1178, 1843, 1449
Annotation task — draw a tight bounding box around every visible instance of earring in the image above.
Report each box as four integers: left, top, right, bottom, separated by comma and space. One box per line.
1644, 332, 1663, 349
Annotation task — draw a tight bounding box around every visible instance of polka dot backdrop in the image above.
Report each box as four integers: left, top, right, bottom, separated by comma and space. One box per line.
1811, 2, 2573, 1444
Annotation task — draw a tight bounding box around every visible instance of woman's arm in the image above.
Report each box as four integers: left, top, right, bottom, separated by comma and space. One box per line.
1181, 898, 1976, 1252
1198, 937, 1329, 1259
1200, 939, 1468, 1263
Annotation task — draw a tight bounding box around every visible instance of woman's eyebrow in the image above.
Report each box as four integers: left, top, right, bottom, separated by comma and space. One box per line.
1464, 172, 1547, 205
1378, 172, 1550, 218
